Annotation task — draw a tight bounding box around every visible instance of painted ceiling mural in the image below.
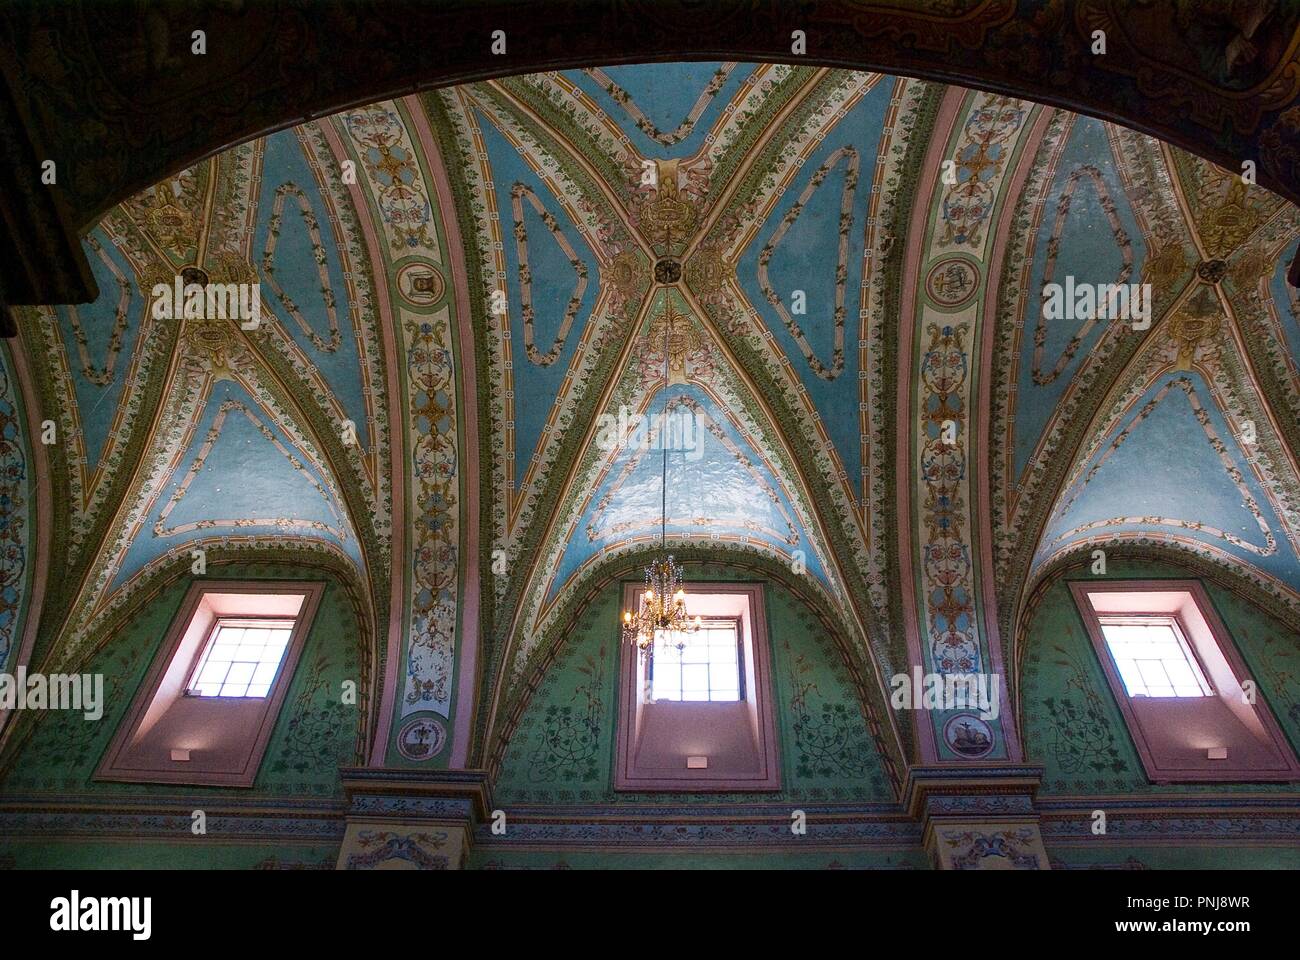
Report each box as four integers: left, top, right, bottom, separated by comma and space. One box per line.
991, 110, 1300, 700
0, 342, 32, 674
9, 133, 397, 774
8, 60, 1300, 771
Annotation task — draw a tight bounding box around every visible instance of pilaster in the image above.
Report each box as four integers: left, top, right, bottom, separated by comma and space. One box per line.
336, 768, 491, 870
904, 764, 1051, 869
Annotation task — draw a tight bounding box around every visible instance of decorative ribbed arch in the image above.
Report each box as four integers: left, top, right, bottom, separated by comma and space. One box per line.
0, 545, 378, 771
480, 543, 907, 795
1011, 542, 1300, 719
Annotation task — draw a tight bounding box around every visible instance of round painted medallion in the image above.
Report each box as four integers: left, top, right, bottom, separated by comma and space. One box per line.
180, 265, 210, 287
396, 261, 446, 307
943, 713, 994, 759
925, 257, 980, 309
396, 716, 447, 761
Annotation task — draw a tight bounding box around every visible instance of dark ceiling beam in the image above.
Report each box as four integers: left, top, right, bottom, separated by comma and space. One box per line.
3, 0, 1300, 315
0, 51, 97, 311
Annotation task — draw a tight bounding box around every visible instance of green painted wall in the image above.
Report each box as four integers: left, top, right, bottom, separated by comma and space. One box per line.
10, 557, 1291, 869
1021, 556, 1300, 798
495, 568, 894, 805
469, 848, 925, 870
1047, 845, 1300, 870
0, 841, 340, 870
2, 563, 363, 800
1021, 558, 1299, 867
0, 563, 363, 868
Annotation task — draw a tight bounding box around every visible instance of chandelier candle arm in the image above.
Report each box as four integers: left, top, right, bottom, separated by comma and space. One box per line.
621, 555, 701, 652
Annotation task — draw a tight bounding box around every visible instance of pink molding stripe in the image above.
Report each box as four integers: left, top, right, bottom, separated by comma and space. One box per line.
318, 119, 408, 766
9, 334, 50, 674
408, 96, 483, 769
972, 106, 1052, 763
894, 88, 965, 763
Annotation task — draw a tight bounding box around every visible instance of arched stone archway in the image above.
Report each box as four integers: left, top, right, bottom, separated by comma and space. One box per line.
5, 0, 1300, 309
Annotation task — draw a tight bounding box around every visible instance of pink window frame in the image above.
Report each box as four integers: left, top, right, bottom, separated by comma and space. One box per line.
614, 582, 781, 792
96, 580, 324, 787
1070, 579, 1300, 783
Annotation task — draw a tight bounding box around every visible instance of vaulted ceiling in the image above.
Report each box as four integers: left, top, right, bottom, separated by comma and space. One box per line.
8, 62, 1300, 767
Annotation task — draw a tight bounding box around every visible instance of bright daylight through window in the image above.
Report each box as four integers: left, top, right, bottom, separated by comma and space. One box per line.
650, 619, 743, 702
1099, 616, 1213, 699
186, 619, 295, 698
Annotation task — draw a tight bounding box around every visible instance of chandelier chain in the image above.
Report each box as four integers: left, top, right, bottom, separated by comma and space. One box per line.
621, 296, 700, 654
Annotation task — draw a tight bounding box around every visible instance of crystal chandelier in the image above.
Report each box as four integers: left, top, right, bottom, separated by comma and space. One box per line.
622, 554, 701, 653
621, 304, 701, 654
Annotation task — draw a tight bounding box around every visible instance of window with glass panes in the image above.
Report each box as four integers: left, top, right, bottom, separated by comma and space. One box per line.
1098, 616, 1213, 698
650, 619, 743, 702
186, 619, 295, 698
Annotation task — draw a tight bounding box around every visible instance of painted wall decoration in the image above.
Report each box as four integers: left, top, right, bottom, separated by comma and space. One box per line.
396, 716, 448, 762
511, 289, 848, 693
903, 90, 1035, 761
342, 830, 452, 870
940, 828, 1046, 869
1011, 117, 1147, 480
111, 380, 360, 591
53, 232, 146, 486
549, 384, 829, 599
570, 63, 752, 158
34, 227, 171, 554
13, 120, 394, 699
4, 52, 1300, 869
494, 570, 892, 805
736, 77, 891, 503
471, 848, 927, 870
0, 843, 345, 871
1047, 847, 1300, 870
0, 345, 29, 672
462, 69, 920, 723
987, 111, 1192, 658
1020, 558, 1300, 797
1036, 358, 1300, 599
1, 564, 363, 803
344, 108, 437, 252
986, 90, 1300, 739
399, 316, 459, 718
251, 131, 385, 468
919, 321, 979, 676
335, 100, 463, 727
439, 81, 618, 556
